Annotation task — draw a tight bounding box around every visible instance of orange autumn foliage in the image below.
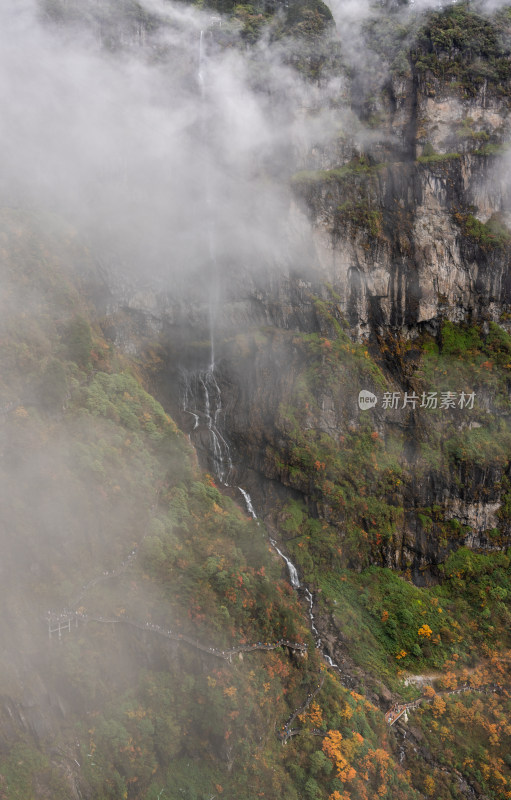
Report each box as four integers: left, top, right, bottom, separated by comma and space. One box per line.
439, 671, 458, 690
308, 701, 324, 727
432, 695, 446, 717
322, 730, 357, 783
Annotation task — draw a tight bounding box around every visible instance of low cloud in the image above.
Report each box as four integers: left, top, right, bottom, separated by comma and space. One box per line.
0, 0, 346, 296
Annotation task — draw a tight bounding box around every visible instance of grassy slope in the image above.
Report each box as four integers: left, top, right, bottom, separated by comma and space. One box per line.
256, 290, 511, 797
5, 3, 511, 798
0, 209, 427, 800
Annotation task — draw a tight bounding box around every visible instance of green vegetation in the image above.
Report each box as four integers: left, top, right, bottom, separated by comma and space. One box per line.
337, 201, 383, 239
279, 671, 416, 800
475, 142, 509, 157
316, 551, 511, 680
291, 158, 385, 186
412, 3, 511, 96
440, 320, 483, 356
410, 688, 511, 800
265, 315, 511, 587
417, 151, 461, 164
0, 208, 314, 799
231, 3, 270, 43
0, 208, 423, 800
265, 0, 340, 80
0, 743, 70, 800
445, 419, 511, 468
362, 12, 417, 79
455, 212, 511, 250
455, 117, 490, 143
64, 316, 93, 367
260, 311, 511, 768
291, 159, 388, 244
262, 299, 403, 574
298, 552, 511, 799
415, 320, 511, 468
6, 0, 511, 795
2, 209, 511, 799
285, 553, 511, 799
278, 0, 333, 37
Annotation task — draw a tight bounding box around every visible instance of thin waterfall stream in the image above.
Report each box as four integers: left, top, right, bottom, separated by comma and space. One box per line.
179, 29, 232, 485
183, 27, 343, 678
238, 488, 342, 673
238, 487, 258, 520
181, 368, 233, 485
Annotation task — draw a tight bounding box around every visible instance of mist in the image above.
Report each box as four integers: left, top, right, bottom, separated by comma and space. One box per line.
3, 0, 505, 302
1, 0, 511, 796
328, 0, 511, 106
0, 0, 346, 306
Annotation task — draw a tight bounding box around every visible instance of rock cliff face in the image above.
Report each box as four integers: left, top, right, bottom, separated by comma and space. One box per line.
105, 11, 511, 583
292, 89, 511, 336
3, 3, 511, 798
292, 155, 510, 333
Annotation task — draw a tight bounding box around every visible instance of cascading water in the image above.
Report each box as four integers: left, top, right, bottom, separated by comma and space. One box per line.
189, 31, 341, 676
198, 25, 220, 370
305, 587, 340, 670
269, 538, 300, 589
182, 377, 199, 431
239, 489, 343, 672
181, 368, 233, 485
238, 488, 300, 586
179, 28, 232, 485
238, 487, 258, 520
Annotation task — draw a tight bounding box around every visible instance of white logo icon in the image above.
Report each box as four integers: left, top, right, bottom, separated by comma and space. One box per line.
358, 390, 377, 410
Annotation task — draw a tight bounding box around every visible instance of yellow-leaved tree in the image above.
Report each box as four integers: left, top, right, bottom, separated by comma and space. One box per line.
322, 730, 357, 783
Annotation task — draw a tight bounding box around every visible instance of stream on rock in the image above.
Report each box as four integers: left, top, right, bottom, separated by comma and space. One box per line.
179, 20, 345, 684
188, 381, 347, 677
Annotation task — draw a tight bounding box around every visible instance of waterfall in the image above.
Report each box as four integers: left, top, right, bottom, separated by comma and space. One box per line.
238, 488, 300, 588
304, 588, 320, 644
238, 487, 258, 520
197, 26, 218, 370
181, 368, 233, 485
182, 377, 199, 430
269, 538, 300, 589
193, 25, 341, 677
237, 489, 344, 673
201, 368, 232, 483
177, 32, 232, 482
305, 586, 341, 670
